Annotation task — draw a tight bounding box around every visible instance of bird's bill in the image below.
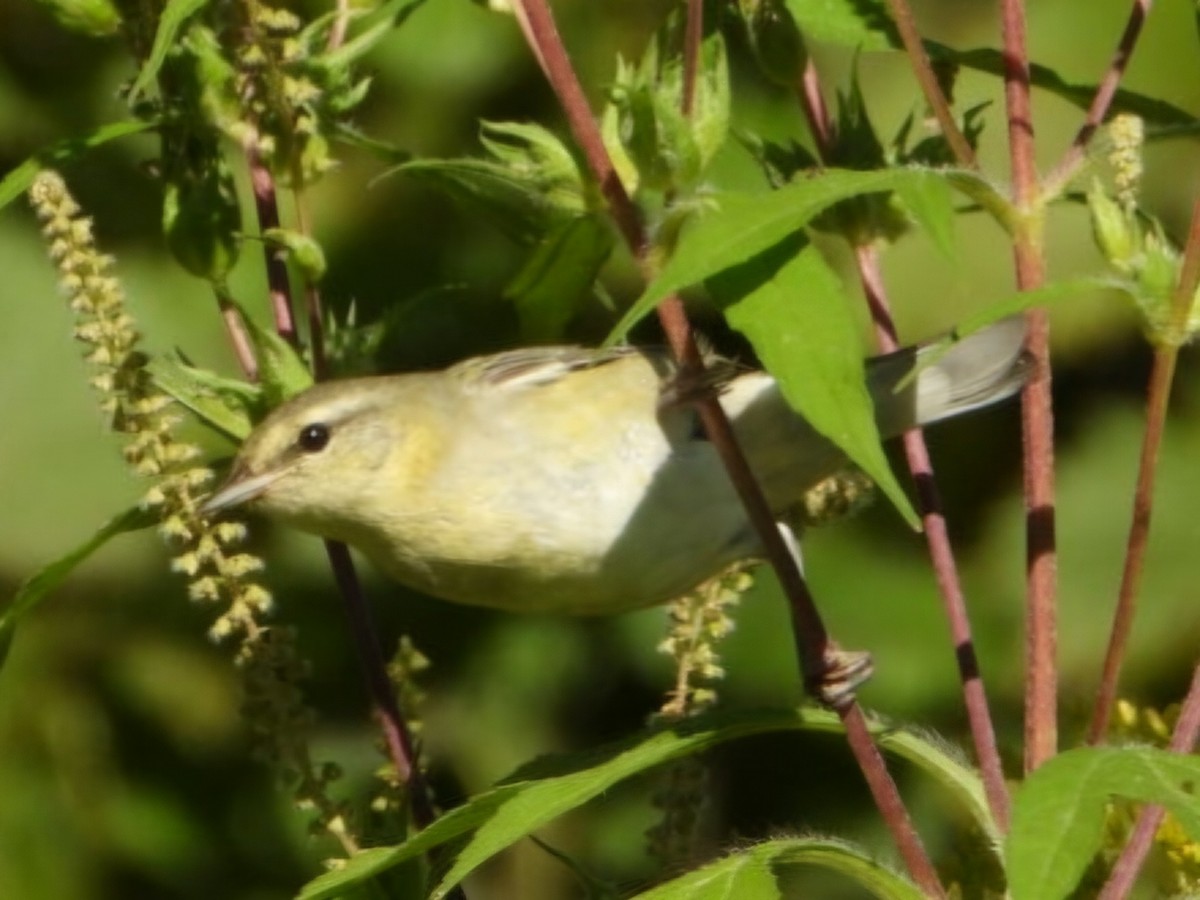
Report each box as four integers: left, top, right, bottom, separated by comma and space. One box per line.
201, 468, 285, 516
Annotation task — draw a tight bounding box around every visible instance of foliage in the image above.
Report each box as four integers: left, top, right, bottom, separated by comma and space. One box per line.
2, 0, 1199, 899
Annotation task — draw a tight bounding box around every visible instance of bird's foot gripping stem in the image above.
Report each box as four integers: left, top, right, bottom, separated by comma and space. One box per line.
805, 647, 875, 710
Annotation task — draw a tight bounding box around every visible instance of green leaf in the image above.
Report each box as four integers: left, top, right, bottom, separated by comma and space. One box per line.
713, 239, 919, 529
876, 726, 998, 851
163, 159, 241, 282
602, 33, 729, 194
631, 837, 925, 900
32, 0, 120, 35
234, 306, 314, 406
394, 122, 586, 244
299, 706, 987, 899
893, 172, 956, 260
506, 215, 614, 342
941, 169, 1016, 232
744, 0, 808, 87
607, 167, 947, 343
0, 120, 155, 211
262, 228, 328, 284
942, 46, 1195, 129
779, 4, 1194, 127
147, 355, 260, 441
126, 0, 210, 104
1007, 746, 1200, 900
911, 276, 1127, 383
783, 0, 897, 51
313, 0, 430, 71
0, 506, 159, 668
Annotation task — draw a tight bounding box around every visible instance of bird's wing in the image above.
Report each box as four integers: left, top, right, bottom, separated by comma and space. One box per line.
452, 345, 645, 393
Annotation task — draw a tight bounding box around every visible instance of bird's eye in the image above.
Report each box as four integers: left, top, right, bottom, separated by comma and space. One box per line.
297, 423, 331, 453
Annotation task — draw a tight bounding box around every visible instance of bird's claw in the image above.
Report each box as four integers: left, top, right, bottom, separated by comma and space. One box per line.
805, 648, 874, 709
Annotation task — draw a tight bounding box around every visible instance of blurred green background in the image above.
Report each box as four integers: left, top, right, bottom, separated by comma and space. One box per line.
2, 0, 1199, 897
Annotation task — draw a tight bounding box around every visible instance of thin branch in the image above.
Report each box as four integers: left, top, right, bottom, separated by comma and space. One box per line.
516, 0, 642, 254
326, 0, 353, 52
1088, 198, 1200, 743
215, 289, 260, 382
796, 57, 834, 152
854, 245, 1012, 832
1097, 661, 1200, 900
1000, 0, 1058, 774
880, 0, 977, 169
324, 539, 437, 827
512, 1, 945, 893
680, 0, 704, 117
242, 136, 299, 347
1044, 0, 1154, 196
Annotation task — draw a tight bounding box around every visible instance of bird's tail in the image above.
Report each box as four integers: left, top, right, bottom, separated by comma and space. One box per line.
870, 316, 1030, 436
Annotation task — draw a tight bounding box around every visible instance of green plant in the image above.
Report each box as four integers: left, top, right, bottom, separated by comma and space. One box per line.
2, 0, 1199, 898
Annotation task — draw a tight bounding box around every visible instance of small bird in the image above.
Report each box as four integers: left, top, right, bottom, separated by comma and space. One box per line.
202, 318, 1027, 615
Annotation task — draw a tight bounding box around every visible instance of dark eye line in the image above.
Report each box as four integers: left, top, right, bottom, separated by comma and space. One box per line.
297, 422, 331, 453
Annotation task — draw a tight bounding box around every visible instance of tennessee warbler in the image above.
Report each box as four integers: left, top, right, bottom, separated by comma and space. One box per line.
202, 318, 1027, 614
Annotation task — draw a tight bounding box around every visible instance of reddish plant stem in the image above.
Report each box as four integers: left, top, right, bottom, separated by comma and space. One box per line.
324, 539, 437, 828
680, 0, 704, 117
1086, 344, 1177, 744
796, 57, 834, 152
239, 146, 431, 827
216, 290, 260, 382
1000, 0, 1058, 774
326, 0, 352, 51
1087, 199, 1200, 744
1097, 661, 1200, 900
243, 139, 299, 347
519, 2, 643, 255
513, 1, 945, 893
1018, 306, 1057, 773
880, 0, 976, 169
1044, 0, 1154, 196
854, 245, 1011, 832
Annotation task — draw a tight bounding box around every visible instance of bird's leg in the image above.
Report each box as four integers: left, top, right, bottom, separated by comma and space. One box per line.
778, 522, 875, 708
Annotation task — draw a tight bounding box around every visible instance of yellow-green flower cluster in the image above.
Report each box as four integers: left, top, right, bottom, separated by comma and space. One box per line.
233, 1, 339, 184
29, 169, 269, 640
29, 169, 356, 856
798, 467, 876, 527
1088, 114, 1200, 346
1108, 113, 1144, 212
1105, 700, 1200, 894
657, 566, 748, 720
646, 568, 749, 865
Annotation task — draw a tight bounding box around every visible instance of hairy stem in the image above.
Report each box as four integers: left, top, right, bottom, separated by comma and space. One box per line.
1000, 0, 1058, 774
